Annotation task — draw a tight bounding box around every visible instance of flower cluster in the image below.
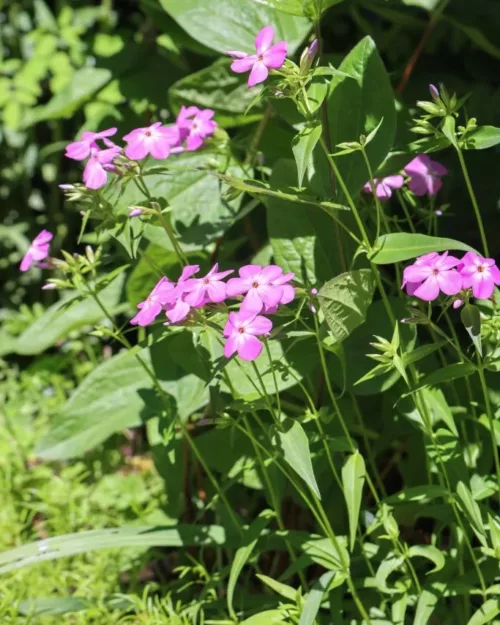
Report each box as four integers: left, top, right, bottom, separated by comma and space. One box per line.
402, 251, 500, 303
363, 154, 448, 199
131, 263, 295, 361
20, 229, 53, 272
64, 106, 216, 190
228, 25, 287, 88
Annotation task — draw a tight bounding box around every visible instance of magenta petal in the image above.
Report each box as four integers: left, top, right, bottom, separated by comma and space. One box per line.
247, 315, 273, 335
263, 41, 287, 69
166, 299, 191, 323
427, 175, 442, 196
407, 176, 429, 196
491, 265, 500, 284
231, 56, 257, 73
403, 265, 432, 282
83, 159, 107, 189
238, 335, 263, 361
178, 265, 200, 282
227, 50, 248, 58
224, 335, 240, 358
472, 274, 494, 299
149, 140, 171, 160
414, 276, 440, 301
437, 270, 462, 296
65, 141, 91, 161
239, 265, 262, 279
405, 281, 423, 296
184, 283, 205, 307
33, 230, 53, 245
125, 138, 149, 161
430, 160, 448, 176
130, 302, 162, 326
226, 277, 250, 297
241, 288, 264, 313
186, 134, 204, 151
207, 281, 226, 303
248, 62, 269, 87
20, 251, 33, 272
255, 25, 275, 55
260, 265, 283, 282
405, 155, 431, 176
376, 183, 392, 200
384, 175, 404, 189
259, 285, 283, 308
280, 284, 295, 304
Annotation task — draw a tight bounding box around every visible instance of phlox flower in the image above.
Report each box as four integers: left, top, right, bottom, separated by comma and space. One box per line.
130, 277, 176, 326
228, 25, 287, 88
223, 310, 273, 361
401, 252, 439, 296
183, 263, 233, 307
123, 122, 180, 161
20, 229, 53, 272
164, 265, 201, 324
459, 252, 500, 300
402, 251, 462, 301
404, 154, 448, 196
175, 106, 216, 152
83, 145, 121, 190
65, 127, 117, 161
363, 175, 404, 200
226, 265, 294, 313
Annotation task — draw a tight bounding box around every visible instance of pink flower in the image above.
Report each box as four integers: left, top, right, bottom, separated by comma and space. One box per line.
226, 265, 294, 313
164, 265, 201, 324
363, 175, 404, 200
20, 229, 53, 272
401, 252, 438, 296
65, 127, 117, 161
459, 252, 500, 300
123, 122, 180, 161
130, 277, 176, 326
402, 251, 462, 301
83, 145, 121, 190
228, 25, 287, 88
223, 310, 273, 361
404, 155, 448, 196
183, 263, 233, 307
174, 107, 216, 152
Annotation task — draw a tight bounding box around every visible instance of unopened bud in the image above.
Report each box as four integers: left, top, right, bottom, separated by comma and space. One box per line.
311, 288, 318, 296
59, 184, 75, 190
85, 245, 95, 262
429, 84, 439, 100
42, 282, 57, 290
309, 39, 319, 59
129, 208, 143, 218
435, 209, 443, 216
453, 299, 464, 310
299, 38, 319, 74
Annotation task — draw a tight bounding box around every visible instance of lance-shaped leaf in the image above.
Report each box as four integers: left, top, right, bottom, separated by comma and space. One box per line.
341, 451, 366, 551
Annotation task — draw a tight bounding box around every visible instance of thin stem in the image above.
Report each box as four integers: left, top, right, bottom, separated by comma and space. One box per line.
456, 147, 489, 256
156, 210, 189, 266
477, 364, 500, 505
396, 189, 417, 234
264, 340, 281, 419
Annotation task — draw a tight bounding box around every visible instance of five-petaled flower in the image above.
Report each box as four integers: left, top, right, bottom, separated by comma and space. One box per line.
226, 265, 295, 313
223, 310, 273, 361
405, 154, 448, 196
65, 127, 117, 161
459, 252, 500, 300
123, 122, 180, 161
402, 251, 462, 301
363, 175, 404, 200
228, 25, 287, 87
20, 230, 53, 272
183, 264, 233, 307
130, 277, 176, 326
83, 145, 121, 190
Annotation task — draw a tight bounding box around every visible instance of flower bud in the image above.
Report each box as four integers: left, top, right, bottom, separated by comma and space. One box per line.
42, 282, 57, 290
299, 38, 319, 74
129, 208, 143, 218
429, 84, 439, 100
311, 288, 318, 296
453, 299, 464, 309
435, 209, 443, 216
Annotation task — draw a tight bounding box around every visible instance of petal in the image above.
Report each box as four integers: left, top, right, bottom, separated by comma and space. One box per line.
471, 274, 494, 299
165, 299, 191, 323
239, 265, 262, 279
31, 244, 50, 261
436, 270, 462, 295
247, 315, 273, 335
20, 251, 33, 272
124, 137, 149, 161
225, 278, 249, 297
227, 50, 248, 58
272, 271, 294, 285
65, 140, 91, 160
149, 139, 171, 160
178, 265, 200, 282
403, 265, 432, 282
263, 41, 287, 69
436, 254, 460, 270
207, 281, 227, 303
83, 160, 107, 189
33, 229, 53, 245
186, 134, 204, 151
491, 265, 500, 284
407, 175, 429, 196
255, 25, 274, 55
376, 183, 392, 200
97, 146, 120, 164
414, 276, 440, 301
223, 318, 234, 337
260, 265, 284, 283
241, 288, 264, 313
404, 155, 431, 176
130, 302, 162, 326
224, 335, 241, 358
280, 284, 295, 304
384, 175, 404, 189
427, 175, 443, 196
429, 159, 448, 176
95, 127, 118, 139
248, 61, 269, 87
405, 281, 423, 296
231, 56, 257, 74
211, 269, 233, 280
184, 282, 206, 307
238, 335, 263, 361
258, 285, 284, 308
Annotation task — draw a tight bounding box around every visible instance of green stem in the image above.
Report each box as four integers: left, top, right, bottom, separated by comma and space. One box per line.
456, 147, 489, 256
395, 189, 416, 234
477, 365, 500, 505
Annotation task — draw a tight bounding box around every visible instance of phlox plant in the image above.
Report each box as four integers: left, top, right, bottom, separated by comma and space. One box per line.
8, 8, 500, 625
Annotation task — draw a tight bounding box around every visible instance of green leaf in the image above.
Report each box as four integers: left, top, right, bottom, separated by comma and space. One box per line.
319, 36, 396, 202
375, 554, 405, 594
413, 588, 441, 625
462, 126, 500, 150
456, 481, 488, 547
442, 115, 458, 148
169, 59, 263, 127
267, 159, 349, 284
466, 600, 500, 625
301, 536, 349, 572
18, 597, 89, 616
461, 304, 482, 356
318, 270, 375, 347
408, 545, 445, 574
292, 123, 323, 187
227, 511, 274, 618
369, 232, 475, 264
299, 571, 337, 625
241, 610, 287, 625
414, 362, 477, 391
274, 418, 321, 499
14, 272, 127, 356
161, 0, 310, 55
385, 484, 447, 505
341, 452, 366, 551
403, 342, 446, 366
256, 575, 297, 601
249, 0, 344, 17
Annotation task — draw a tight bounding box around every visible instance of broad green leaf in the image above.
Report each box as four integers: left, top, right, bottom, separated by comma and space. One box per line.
408, 545, 445, 574
461, 304, 482, 356
161, 0, 310, 55
169, 59, 263, 127
27, 68, 112, 123
386, 485, 447, 506
423, 388, 458, 436
256, 575, 297, 600
299, 571, 337, 625
14, 272, 127, 356
369, 232, 475, 264
316, 36, 396, 202
442, 115, 458, 148
341, 451, 366, 551
301, 536, 349, 572
267, 159, 349, 283
318, 270, 375, 346
392, 593, 409, 625
466, 600, 500, 625
414, 362, 477, 391
274, 418, 321, 499
463, 126, 500, 150
456, 481, 488, 547
292, 123, 322, 187
18, 597, 88, 616
241, 610, 287, 625
249, 0, 344, 17
403, 342, 445, 366
375, 554, 405, 594
413, 588, 440, 625
227, 511, 274, 618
